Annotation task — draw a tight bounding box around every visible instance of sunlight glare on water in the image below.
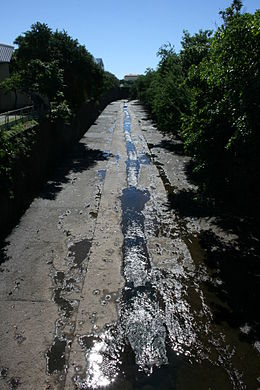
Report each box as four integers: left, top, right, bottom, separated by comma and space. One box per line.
84, 340, 112, 388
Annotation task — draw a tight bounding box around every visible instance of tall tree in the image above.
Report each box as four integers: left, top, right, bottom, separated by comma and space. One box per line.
9, 22, 104, 114
182, 3, 260, 202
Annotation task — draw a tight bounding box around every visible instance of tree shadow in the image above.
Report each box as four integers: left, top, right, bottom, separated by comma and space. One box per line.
166, 160, 260, 340
0, 241, 10, 266
153, 135, 260, 341
151, 139, 184, 156
38, 142, 112, 200
167, 189, 215, 218
199, 228, 260, 343
130, 100, 155, 122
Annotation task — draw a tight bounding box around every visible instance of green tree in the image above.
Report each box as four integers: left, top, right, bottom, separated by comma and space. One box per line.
20, 59, 64, 102
182, 3, 260, 203
219, 0, 243, 24
134, 45, 187, 134
133, 69, 156, 108
0, 73, 22, 108
146, 45, 187, 134
102, 71, 120, 93
9, 22, 104, 116
50, 29, 103, 108
180, 29, 213, 75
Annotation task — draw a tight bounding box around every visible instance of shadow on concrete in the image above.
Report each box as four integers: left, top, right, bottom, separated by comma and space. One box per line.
166, 181, 260, 344
0, 142, 111, 258
149, 139, 184, 156
168, 189, 214, 218
199, 225, 260, 344
148, 133, 260, 345
38, 142, 111, 201
0, 241, 10, 266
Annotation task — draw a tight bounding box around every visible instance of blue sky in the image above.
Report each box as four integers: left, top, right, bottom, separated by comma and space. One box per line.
1, 0, 259, 79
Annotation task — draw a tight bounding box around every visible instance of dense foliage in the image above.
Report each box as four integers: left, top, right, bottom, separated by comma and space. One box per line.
0, 22, 120, 195
134, 1, 260, 209
0, 121, 38, 196
1, 22, 119, 119
102, 71, 120, 93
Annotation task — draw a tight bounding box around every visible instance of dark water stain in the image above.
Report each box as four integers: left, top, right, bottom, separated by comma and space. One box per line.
95, 188, 102, 201
89, 211, 98, 219
53, 288, 74, 318
97, 169, 106, 182
114, 154, 120, 163
64, 277, 77, 292
0, 367, 8, 379
8, 377, 21, 389
139, 153, 151, 165
78, 334, 95, 350
14, 333, 26, 345
46, 337, 66, 374
48, 234, 94, 378
121, 187, 150, 217
54, 271, 65, 285
102, 150, 112, 159
69, 238, 92, 268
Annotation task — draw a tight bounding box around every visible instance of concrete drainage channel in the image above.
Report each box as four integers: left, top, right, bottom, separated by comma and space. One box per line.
1, 101, 259, 389
70, 102, 248, 389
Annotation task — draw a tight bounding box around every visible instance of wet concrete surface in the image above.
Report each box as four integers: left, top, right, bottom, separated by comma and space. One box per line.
0, 100, 260, 389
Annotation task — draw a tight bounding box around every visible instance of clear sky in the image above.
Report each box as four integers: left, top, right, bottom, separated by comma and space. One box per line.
0, 0, 259, 80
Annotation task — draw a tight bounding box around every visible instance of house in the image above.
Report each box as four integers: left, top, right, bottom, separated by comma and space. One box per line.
0, 43, 14, 81
124, 74, 140, 82
0, 43, 31, 111
95, 58, 104, 70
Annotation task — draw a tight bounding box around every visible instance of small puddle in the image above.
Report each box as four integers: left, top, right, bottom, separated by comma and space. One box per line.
97, 169, 106, 182
46, 337, 67, 374
68, 239, 92, 268
53, 288, 74, 318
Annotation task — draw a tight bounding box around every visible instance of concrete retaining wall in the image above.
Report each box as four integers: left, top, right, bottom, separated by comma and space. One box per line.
0, 89, 32, 112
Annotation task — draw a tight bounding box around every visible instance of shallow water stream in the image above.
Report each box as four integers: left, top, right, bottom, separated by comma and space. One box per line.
72, 103, 260, 389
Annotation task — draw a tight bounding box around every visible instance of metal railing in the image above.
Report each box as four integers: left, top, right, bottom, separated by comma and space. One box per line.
0, 105, 36, 131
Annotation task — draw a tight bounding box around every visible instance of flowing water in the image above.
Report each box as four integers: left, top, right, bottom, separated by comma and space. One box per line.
72, 103, 260, 389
